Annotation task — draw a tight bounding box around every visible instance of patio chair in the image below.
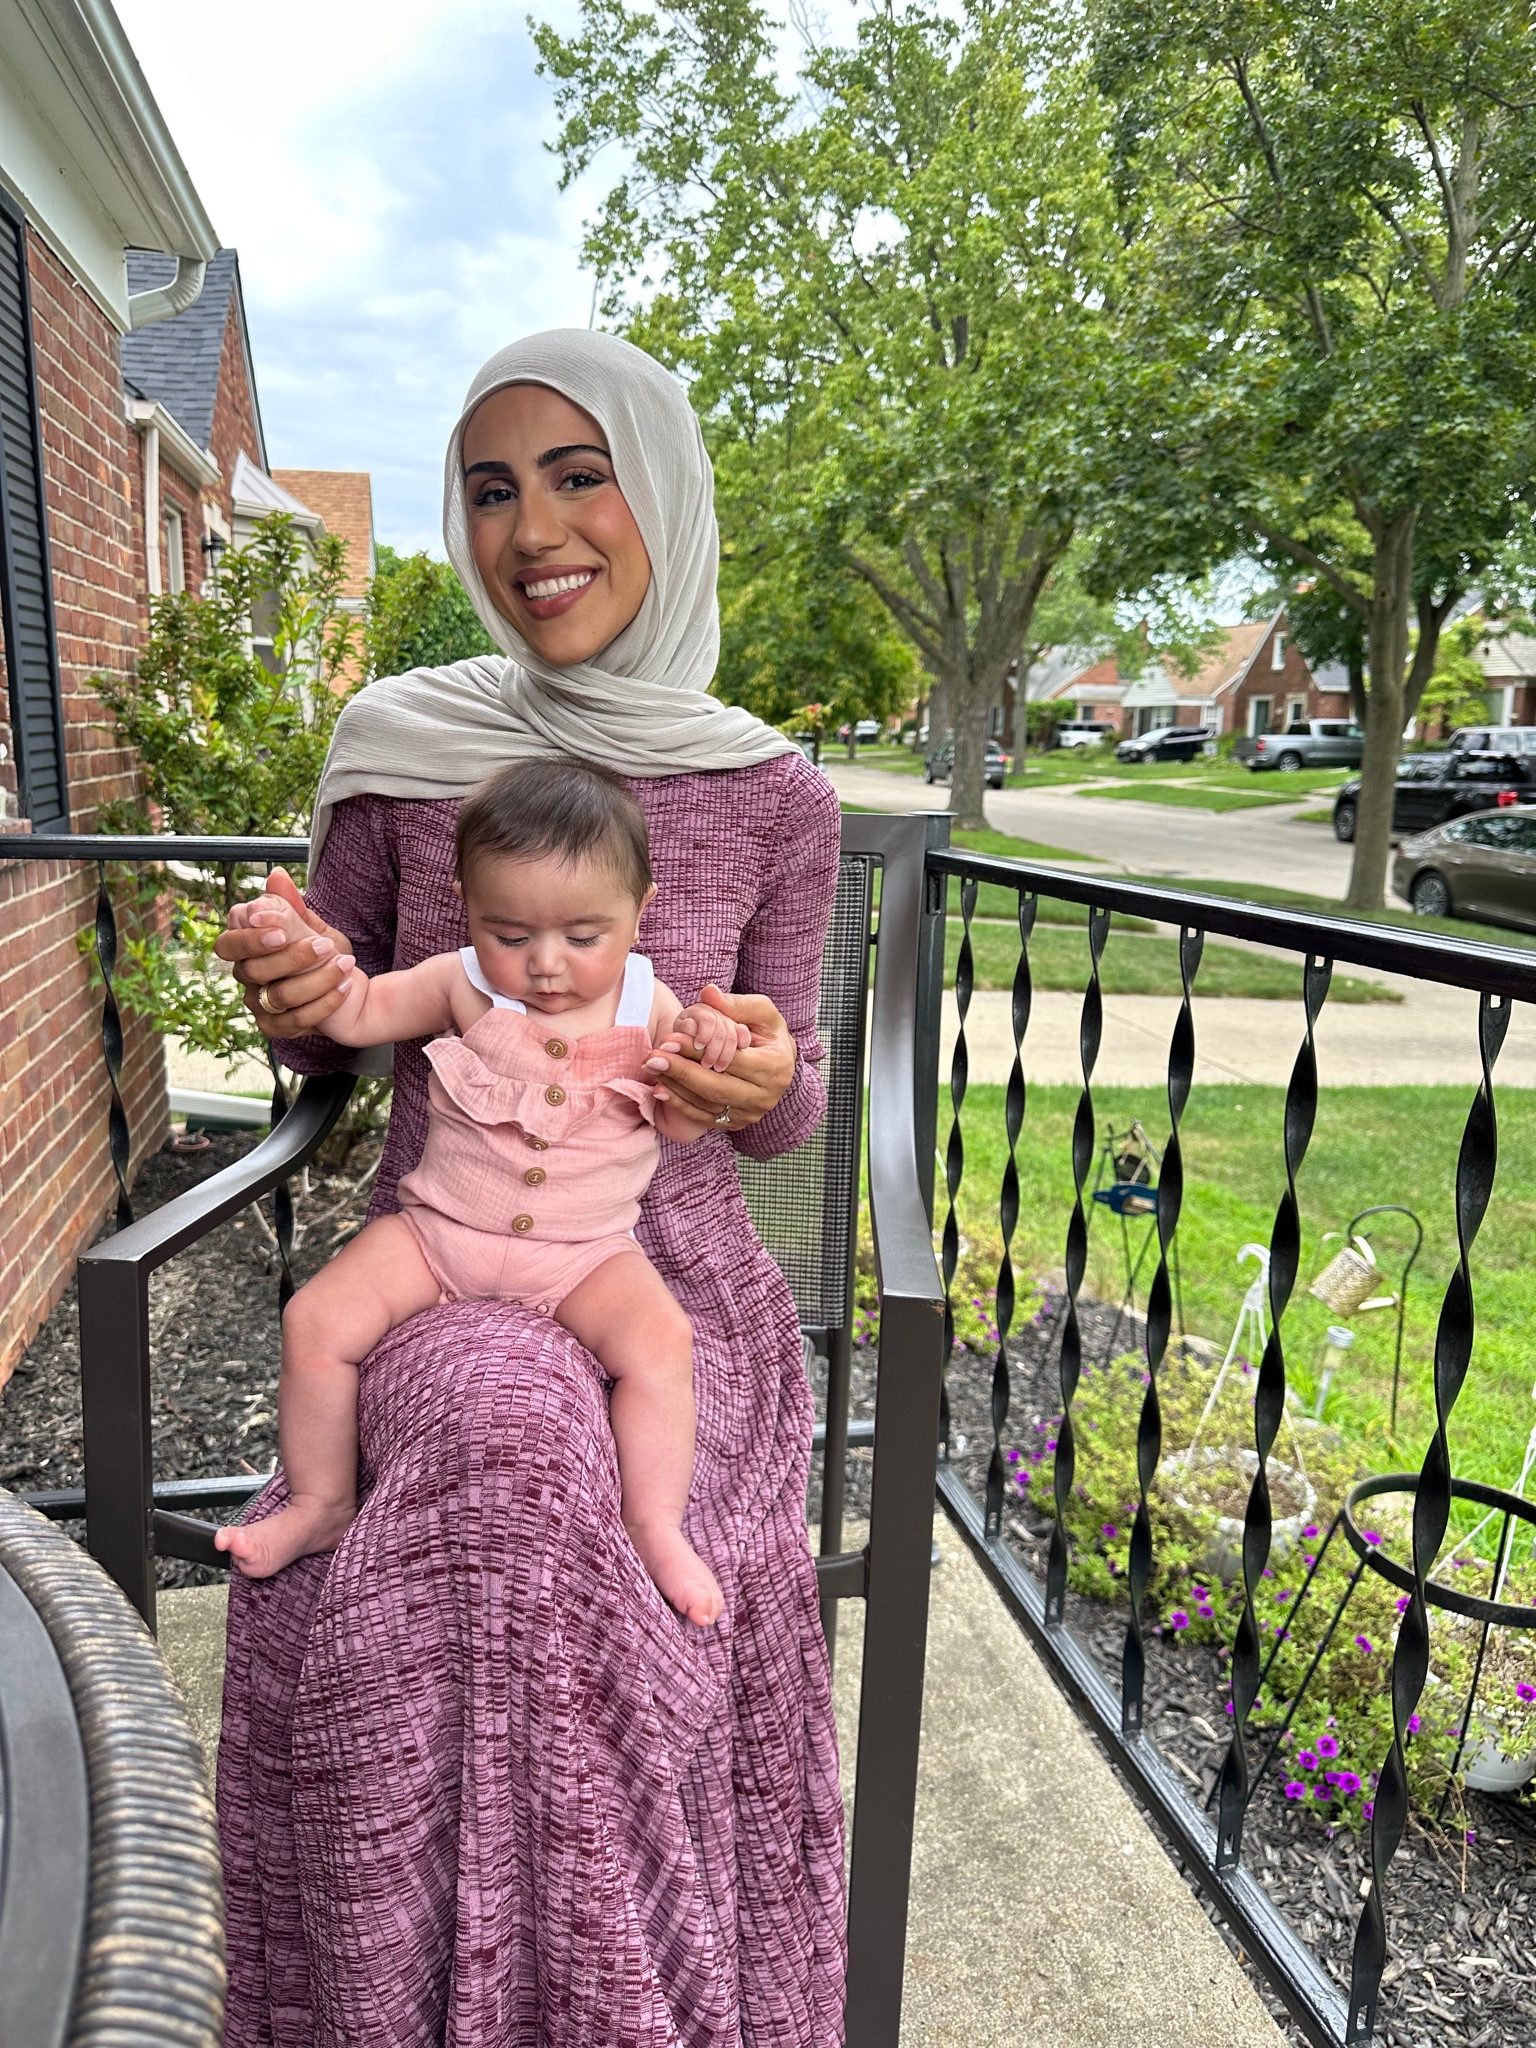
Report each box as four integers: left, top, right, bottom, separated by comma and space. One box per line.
65, 810, 949, 2048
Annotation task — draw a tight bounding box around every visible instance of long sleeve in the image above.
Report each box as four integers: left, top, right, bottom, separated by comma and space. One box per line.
271, 794, 401, 1076
729, 760, 841, 1163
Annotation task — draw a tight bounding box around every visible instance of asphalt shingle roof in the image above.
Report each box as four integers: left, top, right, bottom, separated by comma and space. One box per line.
120, 249, 263, 458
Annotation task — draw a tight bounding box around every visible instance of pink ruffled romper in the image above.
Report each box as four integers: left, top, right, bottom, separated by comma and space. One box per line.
397, 948, 661, 1316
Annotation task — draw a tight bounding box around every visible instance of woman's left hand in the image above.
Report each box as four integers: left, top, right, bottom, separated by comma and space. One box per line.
643, 984, 796, 1133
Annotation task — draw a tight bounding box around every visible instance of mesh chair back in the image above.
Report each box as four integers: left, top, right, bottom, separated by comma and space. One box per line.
736, 852, 875, 1332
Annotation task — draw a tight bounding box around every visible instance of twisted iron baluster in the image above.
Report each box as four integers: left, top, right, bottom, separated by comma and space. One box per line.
1216, 952, 1331, 1866
938, 876, 977, 1458
1345, 991, 1510, 2045
986, 890, 1037, 1539
1046, 903, 1109, 1626
1122, 925, 1202, 1735
94, 861, 133, 1230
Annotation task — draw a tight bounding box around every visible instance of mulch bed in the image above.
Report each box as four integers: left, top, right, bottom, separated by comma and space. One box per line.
916, 1297, 1536, 2048
6, 1134, 1532, 2043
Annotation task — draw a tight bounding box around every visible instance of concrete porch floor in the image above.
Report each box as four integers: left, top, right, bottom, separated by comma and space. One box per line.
158, 1515, 1283, 2046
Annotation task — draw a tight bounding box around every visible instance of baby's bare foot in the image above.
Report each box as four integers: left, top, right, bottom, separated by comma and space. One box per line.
214, 1495, 354, 1579
628, 1521, 724, 1627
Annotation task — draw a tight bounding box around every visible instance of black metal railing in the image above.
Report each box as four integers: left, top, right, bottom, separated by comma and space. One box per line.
8, 826, 1536, 2045
926, 848, 1536, 2048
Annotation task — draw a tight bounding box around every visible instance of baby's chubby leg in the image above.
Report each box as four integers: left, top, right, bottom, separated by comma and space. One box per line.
215, 1215, 440, 1578
555, 1253, 724, 1627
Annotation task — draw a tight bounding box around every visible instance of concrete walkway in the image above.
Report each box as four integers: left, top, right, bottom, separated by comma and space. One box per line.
157, 1519, 1282, 2046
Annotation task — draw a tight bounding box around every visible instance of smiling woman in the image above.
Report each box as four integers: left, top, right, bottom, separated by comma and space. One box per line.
462, 384, 654, 664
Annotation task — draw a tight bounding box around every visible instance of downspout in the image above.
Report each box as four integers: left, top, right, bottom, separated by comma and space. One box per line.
127, 254, 206, 329
142, 419, 161, 595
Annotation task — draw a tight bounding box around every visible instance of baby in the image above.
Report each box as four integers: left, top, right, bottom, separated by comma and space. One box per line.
214, 757, 746, 1625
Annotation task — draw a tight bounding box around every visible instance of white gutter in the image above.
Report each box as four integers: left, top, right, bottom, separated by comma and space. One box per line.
128, 252, 206, 329
127, 399, 220, 489
140, 415, 159, 594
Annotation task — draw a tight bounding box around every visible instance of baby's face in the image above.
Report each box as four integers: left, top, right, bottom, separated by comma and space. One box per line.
461, 852, 649, 1015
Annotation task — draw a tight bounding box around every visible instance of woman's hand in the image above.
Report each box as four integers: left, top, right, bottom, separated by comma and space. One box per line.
643, 984, 797, 1134
213, 869, 355, 1039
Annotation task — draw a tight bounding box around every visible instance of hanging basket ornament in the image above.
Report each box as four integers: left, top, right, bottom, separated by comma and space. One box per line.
1308, 1236, 1381, 1316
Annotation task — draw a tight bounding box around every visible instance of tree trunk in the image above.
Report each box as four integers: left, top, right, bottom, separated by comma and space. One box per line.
1345, 513, 1416, 913
947, 675, 992, 830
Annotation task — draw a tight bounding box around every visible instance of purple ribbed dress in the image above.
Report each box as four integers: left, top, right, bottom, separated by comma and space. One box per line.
216, 754, 847, 2047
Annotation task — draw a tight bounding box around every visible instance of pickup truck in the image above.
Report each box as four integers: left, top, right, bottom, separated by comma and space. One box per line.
1235, 720, 1363, 772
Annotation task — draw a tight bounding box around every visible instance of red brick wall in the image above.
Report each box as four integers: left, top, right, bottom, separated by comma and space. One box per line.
0, 226, 168, 1386
1228, 620, 1338, 735
155, 460, 207, 594
207, 300, 265, 495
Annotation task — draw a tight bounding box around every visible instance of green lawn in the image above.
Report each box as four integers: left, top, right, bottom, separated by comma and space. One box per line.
850, 744, 926, 775
1076, 780, 1294, 813
947, 919, 1398, 1001
1140, 873, 1536, 956
943, 1082, 1536, 1497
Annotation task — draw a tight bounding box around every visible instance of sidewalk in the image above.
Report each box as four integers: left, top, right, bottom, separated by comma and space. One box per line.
157, 1519, 1282, 2046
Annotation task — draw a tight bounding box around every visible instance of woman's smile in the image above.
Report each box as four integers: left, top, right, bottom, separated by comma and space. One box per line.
514, 563, 601, 619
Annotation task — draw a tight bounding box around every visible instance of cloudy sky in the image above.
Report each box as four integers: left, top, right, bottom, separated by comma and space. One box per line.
116, 1, 604, 552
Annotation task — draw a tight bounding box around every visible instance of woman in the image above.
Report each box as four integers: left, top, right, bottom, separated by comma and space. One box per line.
214, 329, 846, 2047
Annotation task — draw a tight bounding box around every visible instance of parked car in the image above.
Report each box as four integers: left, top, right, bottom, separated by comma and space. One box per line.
1234, 719, 1364, 772
1332, 752, 1532, 842
1447, 725, 1536, 757
837, 718, 884, 744
1113, 725, 1216, 764
924, 737, 1011, 788
1393, 807, 1536, 929
1051, 719, 1117, 750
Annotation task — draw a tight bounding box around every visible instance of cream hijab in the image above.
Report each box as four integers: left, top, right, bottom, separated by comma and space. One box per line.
309, 328, 794, 863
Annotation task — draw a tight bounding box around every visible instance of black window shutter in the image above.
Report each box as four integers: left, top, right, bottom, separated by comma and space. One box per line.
0, 191, 69, 831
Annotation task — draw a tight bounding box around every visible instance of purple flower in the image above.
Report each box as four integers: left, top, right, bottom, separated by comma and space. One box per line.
1170, 1611, 1189, 1630
1396, 1596, 1409, 1613
1198, 1602, 1214, 1619
1046, 1438, 1058, 1451
1517, 1682, 1536, 1704
1261, 1566, 1275, 1579
1407, 1713, 1421, 1735
1317, 1734, 1339, 1759
1192, 1584, 1208, 1600
1337, 1772, 1362, 1795
1354, 1634, 1374, 1654
1303, 1555, 1317, 1567
1363, 1530, 1382, 1547
1303, 1524, 1318, 1538
1276, 1588, 1292, 1603
1363, 1800, 1374, 1820
1224, 1700, 1234, 1715
1298, 1749, 1319, 1771
1102, 1524, 1118, 1539
1283, 1781, 1305, 1800
1466, 1829, 1477, 1846
1314, 1785, 1332, 1801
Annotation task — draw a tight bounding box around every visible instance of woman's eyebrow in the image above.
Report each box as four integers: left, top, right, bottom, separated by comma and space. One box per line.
536, 443, 612, 469
464, 460, 513, 477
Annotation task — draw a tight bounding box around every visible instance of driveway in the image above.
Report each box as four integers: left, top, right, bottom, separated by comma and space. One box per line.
826, 762, 1353, 897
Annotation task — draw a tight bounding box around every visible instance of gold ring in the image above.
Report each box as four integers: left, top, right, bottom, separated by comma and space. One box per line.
257, 984, 283, 1017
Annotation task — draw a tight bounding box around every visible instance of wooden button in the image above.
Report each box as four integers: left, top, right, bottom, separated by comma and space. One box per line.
545, 1037, 568, 1059
511, 1214, 534, 1234
545, 1084, 566, 1106
525, 1134, 548, 1150
524, 1167, 546, 1186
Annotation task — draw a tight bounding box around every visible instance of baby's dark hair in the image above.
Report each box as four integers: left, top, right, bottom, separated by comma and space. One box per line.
455, 757, 653, 902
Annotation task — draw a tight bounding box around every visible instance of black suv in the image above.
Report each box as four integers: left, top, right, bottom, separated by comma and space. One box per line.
1332, 752, 1533, 842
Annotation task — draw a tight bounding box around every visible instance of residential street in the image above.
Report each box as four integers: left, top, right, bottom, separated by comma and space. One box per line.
825, 761, 1353, 896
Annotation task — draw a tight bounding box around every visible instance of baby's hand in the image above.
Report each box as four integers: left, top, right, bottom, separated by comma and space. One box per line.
237, 890, 313, 947
669, 1004, 750, 1074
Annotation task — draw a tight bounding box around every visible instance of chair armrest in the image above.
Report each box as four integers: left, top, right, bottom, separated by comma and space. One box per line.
78, 1071, 356, 1282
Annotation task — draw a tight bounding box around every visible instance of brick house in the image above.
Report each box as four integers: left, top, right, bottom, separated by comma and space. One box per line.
0, 1, 217, 1382
1037, 612, 1351, 739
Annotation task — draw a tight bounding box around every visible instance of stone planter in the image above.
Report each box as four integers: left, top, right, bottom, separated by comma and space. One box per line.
1160, 1446, 1319, 1586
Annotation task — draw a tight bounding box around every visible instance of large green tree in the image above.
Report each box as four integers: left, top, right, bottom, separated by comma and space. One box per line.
365, 542, 495, 677
534, 0, 1120, 826
1094, 0, 1536, 909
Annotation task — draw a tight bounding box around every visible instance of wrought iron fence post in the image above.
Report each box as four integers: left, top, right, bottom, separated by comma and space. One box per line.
93, 860, 132, 1230
912, 814, 950, 1229
1346, 990, 1511, 2044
